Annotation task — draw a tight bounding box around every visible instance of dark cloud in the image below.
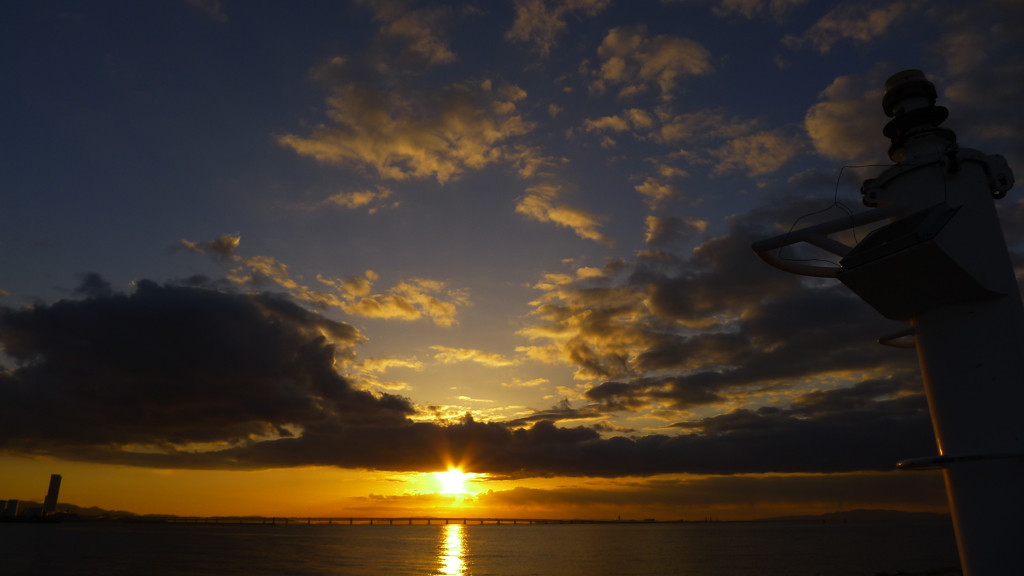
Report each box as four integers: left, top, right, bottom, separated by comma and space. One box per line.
0, 278, 405, 453
644, 215, 707, 247
503, 398, 603, 427
0, 271, 939, 477
11, 179, 1021, 478
479, 471, 948, 513
521, 196, 915, 416
71, 272, 113, 298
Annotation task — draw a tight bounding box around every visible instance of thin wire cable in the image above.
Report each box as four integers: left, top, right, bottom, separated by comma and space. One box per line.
778, 164, 895, 266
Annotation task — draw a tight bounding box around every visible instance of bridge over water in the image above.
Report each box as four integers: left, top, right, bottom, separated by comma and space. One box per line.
154, 517, 658, 525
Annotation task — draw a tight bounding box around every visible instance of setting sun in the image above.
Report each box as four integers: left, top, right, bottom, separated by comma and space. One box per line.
435, 469, 472, 494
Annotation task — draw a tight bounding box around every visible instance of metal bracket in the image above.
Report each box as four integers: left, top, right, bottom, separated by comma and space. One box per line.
751, 204, 904, 278
878, 327, 916, 348
861, 149, 1015, 207
978, 153, 1015, 198
898, 452, 1024, 470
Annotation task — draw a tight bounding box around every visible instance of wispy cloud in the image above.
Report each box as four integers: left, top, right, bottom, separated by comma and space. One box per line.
783, 1, 918, 53
278, 77, 533, 184
430, 346, 517, 367
182, 237, 470, 327
501, 377, 550, 387
317, 186, 397, 213
515, 183, 612, 245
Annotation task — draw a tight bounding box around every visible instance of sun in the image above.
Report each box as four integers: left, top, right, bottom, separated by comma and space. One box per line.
435, 468, 473, 494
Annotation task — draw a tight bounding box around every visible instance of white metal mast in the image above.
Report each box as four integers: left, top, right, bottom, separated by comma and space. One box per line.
752, 70, 1022, 576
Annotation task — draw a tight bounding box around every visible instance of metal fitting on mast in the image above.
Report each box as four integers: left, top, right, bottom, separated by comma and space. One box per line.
881, 69, 955, 163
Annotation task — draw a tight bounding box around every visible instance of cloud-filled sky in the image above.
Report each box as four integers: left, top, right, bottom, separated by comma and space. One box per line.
1, 0, 1022, 518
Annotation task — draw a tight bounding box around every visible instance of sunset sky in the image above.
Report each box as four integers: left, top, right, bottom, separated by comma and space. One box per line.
2, 0, 1022, 520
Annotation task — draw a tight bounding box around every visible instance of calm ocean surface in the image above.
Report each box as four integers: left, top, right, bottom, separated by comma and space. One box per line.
1, 520, 960, 576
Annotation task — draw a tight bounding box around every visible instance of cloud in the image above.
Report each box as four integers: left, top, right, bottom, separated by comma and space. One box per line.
502, 377, 550, 387
319, 187, 396, 213
709, 129, 803, 176
346, 471, 947, 519
478, 471, 947, 516
278, 70, 533, 183
430, 346, 517, 367
506, 145, 568, 179
72, 272, 114, 298
515, 183, 612, 245
0, 266, 937, 478
584, 107, 799, 199
651, 109, 759, 144
634, 177, 676, 206
179, 234, 240, 260
624, 108, 654, 129
804, 73, 892, 164
645, 109, 803, 177
182, 237, 470, 327
0, 277, 412, 454
516, 195, 919, 433
583, 109, 654, 135
337, 278, 470, 327
357, 357, 425, 372
583, 116, 630, 133
506, 0, 611, 58
645, 215, 708, 246
782, 1, 916, 53
590, 26, 713, 101
357, 375, 412, 392
662, 0, 810, 21
357, 0, 456, 66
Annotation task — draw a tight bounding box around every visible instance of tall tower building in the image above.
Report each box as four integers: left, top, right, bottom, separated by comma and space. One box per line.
43, 474, 61, 515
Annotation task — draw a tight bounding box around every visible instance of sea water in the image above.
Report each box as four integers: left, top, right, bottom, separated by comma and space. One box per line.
0, 520, 960, 575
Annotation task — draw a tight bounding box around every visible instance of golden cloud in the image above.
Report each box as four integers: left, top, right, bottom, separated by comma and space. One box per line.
634, 177, 676, 207
590, 26, 713, 100
278, 79, 533, 184
502, 377, 550, 387
804, 75, 890, 163
357, 357, 425, 373
183, 237, 468, 327
179, 234, 240, 260
709, 129, 803, 176
515, 183, 612, 245
317, 186, 398, 214
430, 346, 517, 367
506, 145, 569, 179
583, 115, 630, 132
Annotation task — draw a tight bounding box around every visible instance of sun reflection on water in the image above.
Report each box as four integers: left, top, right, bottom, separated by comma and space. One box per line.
437, 523, 467, 576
